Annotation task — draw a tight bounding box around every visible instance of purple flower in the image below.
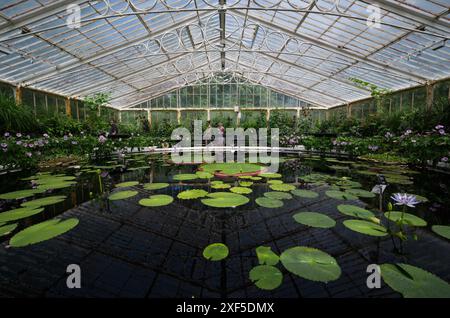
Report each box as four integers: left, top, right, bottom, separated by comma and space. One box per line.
385, 132, 394, 138
43, 133, 49, 138
25, 152, 32, 158
16, 133, 22, 138
4, 132, 10, 137
16, 140, 22, 145
368, 145, 379, 151
63, 135, 69, 141
439, 129, 446, 135
435, 125, 444, 130
441, 157, 449, 163
391, 193, 420, 208
98, 135, 107, 144
71, 141, 78, 145
28, 143, 34, 148
0, 143, 7, 148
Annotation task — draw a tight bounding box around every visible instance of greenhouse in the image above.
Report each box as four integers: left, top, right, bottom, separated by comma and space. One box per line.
0, 0, 450, 300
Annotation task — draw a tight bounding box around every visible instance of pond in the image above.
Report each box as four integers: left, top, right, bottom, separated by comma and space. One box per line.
0, 152, 449, 298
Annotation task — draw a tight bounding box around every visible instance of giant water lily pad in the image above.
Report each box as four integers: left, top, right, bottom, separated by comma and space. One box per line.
211, 182, 231, 189
177, 189, 208, 200
230, 187, 253, 194
291, 189, 319, 199
115, 181, 139, 188
21, 195, 67, 208
334, 180, 362, 189
293, 212, 336, 229
0, 223, 18, 237
201, 192, 249, 208
343, 220, 388, 236
337, 204, 378, 222
195, 171, 214, 179
0, 189, 46, 200
256, 246, 279, 266
384, 212, 427, 227
250, 265, 283, 290
269, 184, 296, 192
9, 218, 79, 247
139, 195, 174, 207
267, 180, 283, 185
380, 263, 450, 298
143, 183, 169, 190
264, 191, 292, 200
432, 225, 450, 240
203, 243, 229, 261
200, 163, 263, 176
325, 190, 358, 201
0, 207, 44, 223
239, 181, 253, 187
386, 176, 413, 185
173, 174, 198, 181
37, 180, 77, 190
345, 188, 376, 198
260, 173, 282, 179
280, 246, 341, 282
108, 190, 138, 201
255, 197, 283, 208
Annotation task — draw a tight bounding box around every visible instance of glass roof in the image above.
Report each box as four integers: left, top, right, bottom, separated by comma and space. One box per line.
0, 0, 448, 109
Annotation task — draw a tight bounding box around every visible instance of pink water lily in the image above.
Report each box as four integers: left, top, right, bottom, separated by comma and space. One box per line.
391, 193, 420, 208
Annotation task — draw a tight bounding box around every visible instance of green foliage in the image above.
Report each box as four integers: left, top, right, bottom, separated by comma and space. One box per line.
0, 93, 39, 133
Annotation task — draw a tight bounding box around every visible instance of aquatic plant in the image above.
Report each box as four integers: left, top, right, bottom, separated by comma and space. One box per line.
201, 192, 249, 208
108, 190, 138, 201
177, 189, 208, 200
203, 243, 229, 261
249, 265, 283, 290
255, 197, 283, 208
293, 212, 336, 229
139, 195, 174, 207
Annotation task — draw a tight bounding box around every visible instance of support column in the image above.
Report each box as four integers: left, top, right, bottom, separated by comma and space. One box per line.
15, 85, 22, 105
118, 111, 122, 123
266, 108, 271, 124
65, 97, 71, 117
177, 109, 181, 125
346, 103, 351, 118
207, 109, 211, 121
296, 108, 300, 121
147, 109, 151, 127
426, 81, 435, 110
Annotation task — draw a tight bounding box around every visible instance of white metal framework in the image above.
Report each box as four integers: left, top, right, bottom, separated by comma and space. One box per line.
0, 0, 449, 109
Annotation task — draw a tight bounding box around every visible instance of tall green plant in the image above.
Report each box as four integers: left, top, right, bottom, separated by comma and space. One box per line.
0, 93, 39, 133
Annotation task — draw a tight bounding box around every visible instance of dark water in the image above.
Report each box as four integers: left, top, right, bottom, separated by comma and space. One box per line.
0, 153, 449, 297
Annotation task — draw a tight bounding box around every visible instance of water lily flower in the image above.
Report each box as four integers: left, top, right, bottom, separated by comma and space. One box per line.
391, 193, 420, 208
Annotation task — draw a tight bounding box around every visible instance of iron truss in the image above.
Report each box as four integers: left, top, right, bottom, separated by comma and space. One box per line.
0, 0, 449, 109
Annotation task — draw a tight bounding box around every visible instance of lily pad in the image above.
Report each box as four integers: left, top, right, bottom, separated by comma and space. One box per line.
335, 180, 362, 189
293, 212, 336, 229
431, 225, 450, 240
384, 212, 427, 227
0, 223, 18, 237
260, 173, 282, 179
37, 181, 77, 190
211, 182, 231, 189
9, 218, 79, 247
255, 197, 283, 208
337, 204, 377, 222
21, 195, 67, 208
239, 181, 253, 187
264, 191, 293, 200
291, 189, 319, 199
108, 190, 138, 201
249, 265, 283, 290
267, 180, 283, 185
173, 174, 198, 181
345, 188, 376, 198
325, 190, 358, 201
280, 246, 341, 282
139, 195, 174, 207
0, 207, 44, 223
269, 184, 296, 192
256, 246, 279, 266
200, 163, 262, 176
143, 183, 170, 190
203, 243, 229, 261
0, 189, 46, 200
195, 171, 214, 179
230, 187, 253, 194
177, 189, 208, 200
380, 263, 450, 298
343, 220, 388, 236
115, 181, 139, 188
386, 177, 414, 185
201, 192, 249, 208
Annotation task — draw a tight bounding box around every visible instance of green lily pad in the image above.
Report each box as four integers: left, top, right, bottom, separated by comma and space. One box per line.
260, 173, 282, 179
201, 192, 249, 208
115, 181, 139, 188
337, 204, 378, 222
250, 265, 283, 290
195, 171, 214, 179
280, 246, 341, 282
345, 188, 376, 198
239, 181, 253, 187
177, 189, 208, 200
143, 183, 170, 190
256, 246, 279, 266
291, 189, 319, 199
108, 190, 138, 201
293, 212, 336, 229
21, 195, 67, 208
200, 163, 262, 176
384, 212, 427, 227
269, 184, 296, 192
343, 220, 388, 236
335, 180, 362, 189
211, 182, 231, 189
325, 190, 358, 200
37, 181, 77, 190
431, 225, 450, 240
0, 207, 44, 223
386, 177, 414, 185
139, 195, 174, 207
0, 223, 18, 237
173, 174, 198, 181
264, 191, 293, 200
203, 243, 229, 261
230, 187, 253, 194
380, 263, 450, 298
9, 218, 79, 247
255, 197, 283, 208
0, 189, 46, 200
267, 180, 283, 185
